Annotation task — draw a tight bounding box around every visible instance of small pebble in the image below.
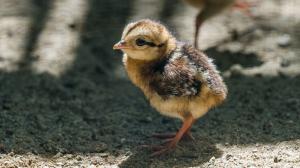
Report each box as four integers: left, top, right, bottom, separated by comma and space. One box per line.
76, 155, 82, 161
209, 156, 216, 163
274, 157, 281, 163
8, 152, 14, 156
56, 162, 63, 166
64, 154, 74, 159
95, 143, 108, 152
27, 160, 32, 166
277, 34, 291, 47
99, 153, 109, 157
53, 152, 63, 158
226, 154, 233, 160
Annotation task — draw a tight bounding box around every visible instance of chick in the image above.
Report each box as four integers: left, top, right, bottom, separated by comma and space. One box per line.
113, 19, 227, 156
184, 0, 253, 48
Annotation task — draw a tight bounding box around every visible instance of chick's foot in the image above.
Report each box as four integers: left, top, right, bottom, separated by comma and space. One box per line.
152, 131, 195, 141
144, 115, 195, 156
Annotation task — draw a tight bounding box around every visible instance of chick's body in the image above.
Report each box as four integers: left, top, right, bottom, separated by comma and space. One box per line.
124, 43, 226, 120
114, 19, 227, 156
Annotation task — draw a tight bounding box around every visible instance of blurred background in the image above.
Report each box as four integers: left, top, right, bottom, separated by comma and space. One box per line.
0, 0, 299, 167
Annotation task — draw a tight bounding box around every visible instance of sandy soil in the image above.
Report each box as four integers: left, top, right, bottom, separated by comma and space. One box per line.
0, 0, 299, 167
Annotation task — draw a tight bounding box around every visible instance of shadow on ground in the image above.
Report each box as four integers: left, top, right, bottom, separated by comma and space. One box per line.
1, 51, 300, 167
206, 47, 263, 72
120, 136, 223, 168
73, 0, 133, 76
19, 0, 53, 69
119, 72, 300, 168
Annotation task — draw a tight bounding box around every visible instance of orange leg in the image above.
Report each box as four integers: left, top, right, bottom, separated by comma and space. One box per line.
194, 12, 203, 49
149, 115, 195, 157
152, 120, 195, 141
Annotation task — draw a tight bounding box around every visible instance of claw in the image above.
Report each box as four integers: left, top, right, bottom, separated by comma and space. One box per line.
161, 138, 174, 145
152, 133, 176, 139
150, 147, 171, 157
150, 142, 177, 157
140, 142, 175, 156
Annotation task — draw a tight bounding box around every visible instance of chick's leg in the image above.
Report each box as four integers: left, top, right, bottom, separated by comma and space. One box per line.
194, 12, 203, 49
183, 125, 195, 141
152, 121, 195, 141
150, 115, 195, 156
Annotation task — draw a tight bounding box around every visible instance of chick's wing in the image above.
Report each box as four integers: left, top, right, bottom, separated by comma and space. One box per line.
150, 52, 202, 98
182, 44, 227, 95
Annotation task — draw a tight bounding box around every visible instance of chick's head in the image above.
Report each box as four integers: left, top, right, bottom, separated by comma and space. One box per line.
113, 19, 175, 61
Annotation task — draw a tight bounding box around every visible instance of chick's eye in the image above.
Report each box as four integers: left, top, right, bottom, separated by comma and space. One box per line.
135, 38, 147, 46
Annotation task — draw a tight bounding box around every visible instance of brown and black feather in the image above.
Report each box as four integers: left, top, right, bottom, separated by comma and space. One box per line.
141, 43, 226, 99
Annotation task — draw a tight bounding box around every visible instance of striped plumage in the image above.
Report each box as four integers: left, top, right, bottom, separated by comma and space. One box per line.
147, 42, 226, 99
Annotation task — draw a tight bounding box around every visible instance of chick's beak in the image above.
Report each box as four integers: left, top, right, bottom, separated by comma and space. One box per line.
113, 40, 130, 50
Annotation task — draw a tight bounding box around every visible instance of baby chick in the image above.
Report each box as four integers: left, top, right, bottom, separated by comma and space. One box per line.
113, 19, 227, 156
184, 0, 253, 48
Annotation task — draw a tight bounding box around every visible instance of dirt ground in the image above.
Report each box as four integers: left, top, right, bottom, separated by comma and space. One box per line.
0, 0, 300, 167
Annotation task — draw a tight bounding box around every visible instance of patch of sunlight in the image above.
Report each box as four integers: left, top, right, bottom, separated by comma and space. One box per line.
31, 0, 89, 77
0, 17, 31, 71
201, 140, 300, 167
280, 0, 300, 20
254, 0, 300, 26
210, 0, 300, 78
198, 10, 254, 50
0, 0, 33, 72
127, 0, 252, 52
224, 58, 282, 77
168, 2, 197, 43
128, 0, 164, 21
0, 152, 130, 167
